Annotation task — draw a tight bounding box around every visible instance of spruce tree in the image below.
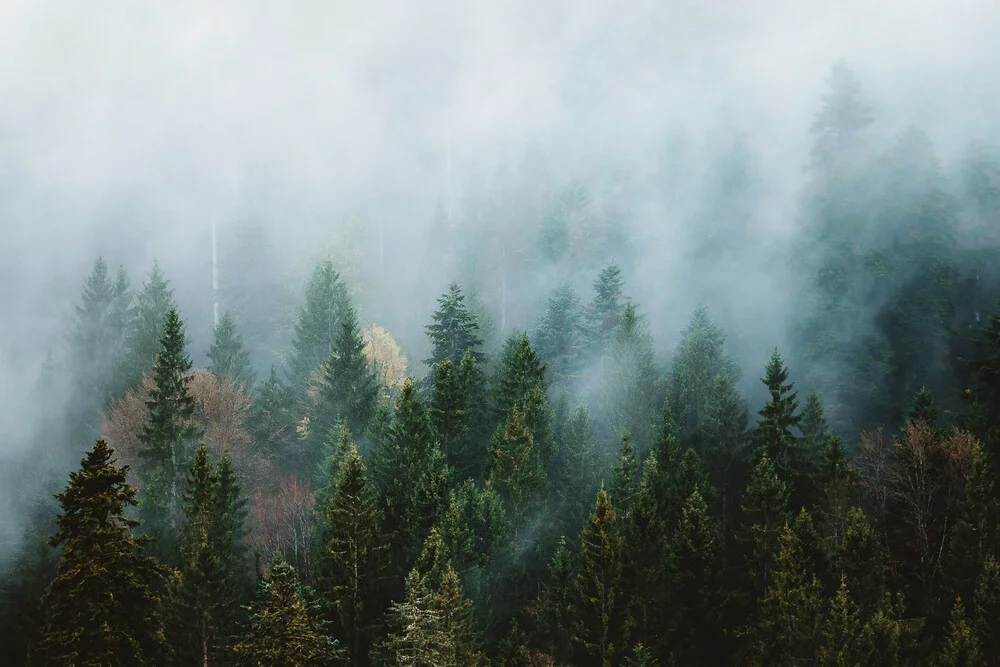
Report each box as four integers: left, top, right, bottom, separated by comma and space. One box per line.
312, 302, 379, 457
39, 440, 167, 666
372, 379, 452, 582
573, 484, 622, 667
488, 405, 545, 530
938, 597, 983, 667
908, 383, 939, 428
457, 349, 492, 477
425, 282, 486, 368
535, 535, 575, 662
754, 348, 803, 488
583, 262, 626, 354
799, 390, 829, 459
288, 259, 349, 393
973, 555, 1000, 659
816, 575, 863, 666
317, 440, 386, 665
207, 310, 255, 389
250, 366, 296, 460
494, 331, 551, 470
430, 357, 469, 470
119, 261, 175, 393
235, 554, 341, 665
137, 307, 199, 557
601, 302, 661, 452
534, 281, 584, 386
743, 454, 789, 598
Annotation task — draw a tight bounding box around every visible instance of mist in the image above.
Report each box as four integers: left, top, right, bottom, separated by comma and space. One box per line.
2, 0, 1000, 582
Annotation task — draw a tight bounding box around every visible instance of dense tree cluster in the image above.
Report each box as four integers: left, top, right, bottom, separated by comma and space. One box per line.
5, 61, 1000, 666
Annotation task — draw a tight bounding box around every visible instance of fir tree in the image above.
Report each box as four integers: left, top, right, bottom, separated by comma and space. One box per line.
317, 439, 386, 665
250, 366, 296, 461
119, 261, 174, 393
601, 302, 661, 452
457, 349, 492, 477
534, 535, 575, 663
754, 348, 803, 488
235, 554, 341, 665
573, 484, 622, 667
816, 575, 863, 667
430, 357, 469, 471
312, 302, 380, 458
207, 310, 255, 389
372, 379, 452, 582
937, 597, 983, 667
494, 331, 551, 471
288, 259, 349, 393
137, 307, 199, 557
611, 428, 638, 522
799, 390, 829, 461
488, 405, 546, 530
743, 454, 790, 597
39, 440, 167, 666
534, 281, 584, 386
811, 433, 855, 543
584, 262, 626, 354
425, 282, 486, 368
908, 383, 939, 428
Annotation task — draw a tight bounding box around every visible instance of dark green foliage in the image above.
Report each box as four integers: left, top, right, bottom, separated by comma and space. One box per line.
754, 348, 803, 487
249, 366, 297, 461
39, 440, 167, 666
573, 485, 622, 667
937, 597, 983, 667
372, 379, 452, 583
532, 535, 576, 662
534, 281, 584, 386
311, 302, 380, 462
799, 390, 829, 460
494, 331, 552, 473
489, 405, 546, 528
425, 282, 486, 368
288, 259, 350, 393
601, 302, 661, 452
118, 262, 175, 395
743, 454, 789, 598
317, 438, 386, 665
208, 310, 255, 389
811, 434, 855, 543
0, 524, 59, 665
137, 307, 199, 557
583, 262, 626, 355
235, 554, 341, 665
973, 556, 1000, 659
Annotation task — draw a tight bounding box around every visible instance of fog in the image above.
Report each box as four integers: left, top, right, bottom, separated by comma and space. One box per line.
2, 0, 999, 554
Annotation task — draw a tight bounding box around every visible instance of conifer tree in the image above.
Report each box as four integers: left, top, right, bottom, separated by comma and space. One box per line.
534, 535, 575, 663
488, 405, 546, 530
312, 302, 380, 455
425, 282, 486, 368
743, 454, 789, 597
534, 281, 584, 386
799, 390, 829, 460
494, 331, 551, 470
457, 349, 492, 475
573, 484, 622, 667
288, 259, 350, 393
811, 433, 855, 543
611, 429, 638, 523
250, 366, 296, 460
317, 439, 386, 665
754, 348, 803, 488
372, 379, 452, 581
235, 554, 341, 665
430, 357, 469, 470
118, 262, 174, 393
39, 440, 167, 666
816, 575, 863, 666
601, 302, 661, 451
908, 384, 939, 427
834, 507, 885, 613
973, 555, 1000, 659
670, 490, 726, 666
207, 310, 255, 389
137, 307, 199, 556
938, 597, 983, 667
584, 262, 626, 354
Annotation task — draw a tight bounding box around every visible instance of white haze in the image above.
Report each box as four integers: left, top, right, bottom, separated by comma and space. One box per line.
1, 0, 999, 550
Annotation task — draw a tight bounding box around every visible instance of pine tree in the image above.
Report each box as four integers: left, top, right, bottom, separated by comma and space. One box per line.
250, 366, 296, 461
425, 282, 486, 368
799, 390, 829, 460
611, 428, 638, 522
816, 575, 863, 667
534, 281, 584, 386
288, 259, 350, 393
535, 535, 575, 662
494, 331, 551, 471
584, 262, 626, 354
489, 405, 546, 529
317, 439, 386, 665
938, 597, 983, 667
235, 554, 341, 665
908, 384, 939, 428
39, 440, 167, 665
754, 348, 803, 489
372, 379, 452, 582
137, 307, 199, 557
457, 349, 492, 477
811, 433, 855, 543
430, 357, 469, 470
743, 454, 790, 597
119, 261, 174, 393
601, 302, 661, 452
312, 302, 380, 458
573, 484, 622, 667
207, 310, 255, 389
670, 490, 726, 666
750, 517, 824, 666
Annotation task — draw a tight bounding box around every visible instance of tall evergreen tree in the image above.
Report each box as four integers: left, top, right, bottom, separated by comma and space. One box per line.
601, 302, 661, 452
754, 348, 803, 489
534, 281, 584, 386
288, 259, 350, 393
494, 331, 551, 470
743, 454, 790, 598
317, 439, 386, 665
937, 597, 983, 667
311, 302, 380, 458
39, 440, 167, 666
573, 484, 622, 667
425, 282, 486, 368
235, 554, 341, 665
250, 366, 296, 461
119, 261, 174, 394
583, 262, 626, 354
207, 310, 255, 389
137, 307, 199, 557
488, 405, 546, 530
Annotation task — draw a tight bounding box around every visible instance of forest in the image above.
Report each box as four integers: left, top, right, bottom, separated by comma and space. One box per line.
4, 42, 1000, 667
